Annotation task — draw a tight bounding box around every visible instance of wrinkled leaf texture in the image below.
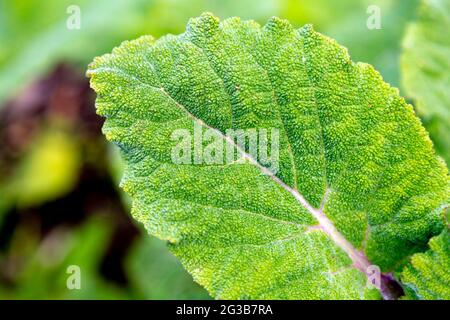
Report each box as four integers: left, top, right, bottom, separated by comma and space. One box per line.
88, 13, 449, 300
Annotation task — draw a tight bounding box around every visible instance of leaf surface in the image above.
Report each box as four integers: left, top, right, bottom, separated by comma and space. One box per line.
401, 228, 450, 300
87, 13, 449, 299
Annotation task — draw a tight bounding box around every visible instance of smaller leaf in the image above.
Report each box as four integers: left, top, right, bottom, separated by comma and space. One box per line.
401, 226, 450, 300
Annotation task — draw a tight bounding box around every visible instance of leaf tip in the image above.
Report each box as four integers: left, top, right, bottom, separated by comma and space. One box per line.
265, 16, 294, 33
298, 23, 315, 36
187, 12, 220, 37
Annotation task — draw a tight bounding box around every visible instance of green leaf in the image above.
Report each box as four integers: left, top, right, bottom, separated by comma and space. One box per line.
401, 227, 450, 300
87, 13, 449, 299
401, 0, 450, 164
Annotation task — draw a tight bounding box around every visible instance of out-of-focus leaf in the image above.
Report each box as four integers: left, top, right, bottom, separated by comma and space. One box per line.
0, 0, 155, 103
127, 234, 209, 299
401, 0, 450, 164
0, 216, 127, 299
7, 124, 81, 208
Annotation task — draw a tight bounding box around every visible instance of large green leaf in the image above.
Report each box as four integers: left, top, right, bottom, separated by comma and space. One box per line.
401, 0, 450, 164
401, 228, 450, 300
87, 13, 449, 299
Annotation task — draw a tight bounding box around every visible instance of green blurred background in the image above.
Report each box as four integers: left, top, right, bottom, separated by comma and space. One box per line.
0, 0, 445, 299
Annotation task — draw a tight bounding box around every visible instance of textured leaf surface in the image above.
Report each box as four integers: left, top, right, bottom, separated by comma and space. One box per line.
401, 0, 450, 163
87, 13, 449, 299
401, 228, 450, 300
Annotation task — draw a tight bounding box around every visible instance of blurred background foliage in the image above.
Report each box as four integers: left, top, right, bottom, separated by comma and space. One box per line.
0, 0, 446, 299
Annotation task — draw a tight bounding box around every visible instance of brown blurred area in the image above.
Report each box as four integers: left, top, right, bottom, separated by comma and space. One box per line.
0, 64, 140, 291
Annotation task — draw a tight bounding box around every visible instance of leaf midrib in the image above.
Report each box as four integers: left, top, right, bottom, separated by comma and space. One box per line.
151, 76, 386, 297
162, 83, 396, 298
88, 54, 394, 299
